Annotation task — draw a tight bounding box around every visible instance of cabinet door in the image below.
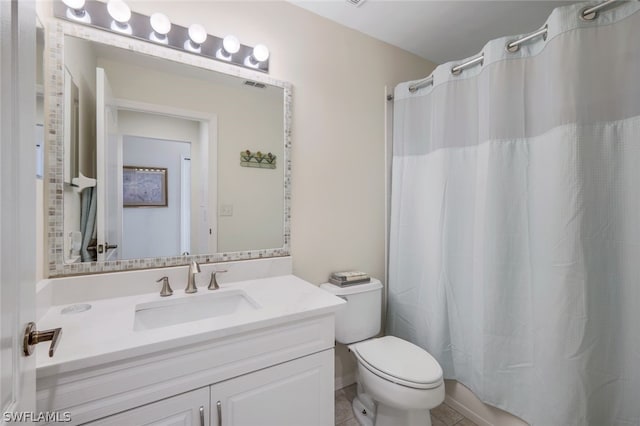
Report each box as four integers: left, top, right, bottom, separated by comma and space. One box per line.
211, 349, 334, 426
87, 387, 210, 426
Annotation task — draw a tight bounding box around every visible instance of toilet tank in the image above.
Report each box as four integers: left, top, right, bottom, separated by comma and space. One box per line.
320, 279, 383, 344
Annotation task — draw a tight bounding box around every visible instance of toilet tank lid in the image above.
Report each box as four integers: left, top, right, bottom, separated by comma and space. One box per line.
320, 279, 382, 296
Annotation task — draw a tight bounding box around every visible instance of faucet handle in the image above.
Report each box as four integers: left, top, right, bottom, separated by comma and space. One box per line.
156, 276, 173, 297
208, 270, 228, 290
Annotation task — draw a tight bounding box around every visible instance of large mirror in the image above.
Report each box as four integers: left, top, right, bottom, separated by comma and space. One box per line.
48, 23, 291, 276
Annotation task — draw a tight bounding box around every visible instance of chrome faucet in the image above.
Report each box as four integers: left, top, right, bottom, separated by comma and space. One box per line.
185, 260, 201, 293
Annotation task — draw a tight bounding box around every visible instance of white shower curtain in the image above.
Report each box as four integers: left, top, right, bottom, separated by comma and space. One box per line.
387, 3, 640, 425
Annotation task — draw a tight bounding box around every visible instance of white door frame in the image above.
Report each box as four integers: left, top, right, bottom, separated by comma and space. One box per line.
96, 68, 121, 262
114, 99, 217, 255
0, 0, 37, 421
180, 155, 191, 255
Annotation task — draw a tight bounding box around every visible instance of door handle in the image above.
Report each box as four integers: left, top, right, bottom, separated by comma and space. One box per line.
199, 405, 204, 426
96, 243, 118, 254
216, 401, 222, 425
23, 322, 62, 357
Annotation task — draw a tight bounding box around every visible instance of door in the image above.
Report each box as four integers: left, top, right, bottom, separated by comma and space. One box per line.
86, 388, 210, 426
210, 350, 334, 426
96, 67, 122, 261
0, 0, 37, 422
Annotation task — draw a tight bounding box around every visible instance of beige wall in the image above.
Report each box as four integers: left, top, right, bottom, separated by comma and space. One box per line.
121, 0, 435, 284
65, 35, 97, 178
117, 111, 201, 148
38, 1, 436, 383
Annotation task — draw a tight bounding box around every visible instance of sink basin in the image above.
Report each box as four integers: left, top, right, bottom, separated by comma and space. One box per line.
134, 290, 260, 331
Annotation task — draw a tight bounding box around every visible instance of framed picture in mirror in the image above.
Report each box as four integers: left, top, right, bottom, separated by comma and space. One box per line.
123, 166, 168, 207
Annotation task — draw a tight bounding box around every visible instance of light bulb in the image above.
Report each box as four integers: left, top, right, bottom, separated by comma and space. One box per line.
253, 44, 269, 62
244, 44, 269, 68
223, 35, 240, 54
107, 0, 131, 33
188, 24, 207, 45
63, 0, 90, 22
150, 12, 171, 34
185, 24, 206, 52
107, 0, 131, 24
62, 0, 85, 10
149, 12, 171, 44
216, 35, 240, 60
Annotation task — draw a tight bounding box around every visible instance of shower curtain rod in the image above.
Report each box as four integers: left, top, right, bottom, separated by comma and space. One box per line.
404, 0, 626, 95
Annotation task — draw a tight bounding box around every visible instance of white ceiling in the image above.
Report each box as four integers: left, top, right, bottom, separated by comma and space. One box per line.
291, 1, 575, 64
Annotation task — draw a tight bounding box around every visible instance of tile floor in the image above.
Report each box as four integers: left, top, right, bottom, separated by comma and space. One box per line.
335, 384, 478, 426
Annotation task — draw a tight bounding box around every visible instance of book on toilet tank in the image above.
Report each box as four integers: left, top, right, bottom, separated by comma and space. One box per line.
329, 271, 371, 286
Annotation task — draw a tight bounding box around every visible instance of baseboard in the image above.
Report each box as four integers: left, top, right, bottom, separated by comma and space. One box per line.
334, 372, 356, 391
444, 380, 528, 426
445, 394, 493, 426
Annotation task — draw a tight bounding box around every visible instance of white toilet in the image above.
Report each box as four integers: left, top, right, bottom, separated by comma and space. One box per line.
321, 279, 445, 426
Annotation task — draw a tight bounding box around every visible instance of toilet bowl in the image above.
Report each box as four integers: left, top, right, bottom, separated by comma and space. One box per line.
350, 335, 444, 426
321, 280, 445, 426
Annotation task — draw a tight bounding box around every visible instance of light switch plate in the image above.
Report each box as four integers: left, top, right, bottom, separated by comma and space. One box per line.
220, 204, 234, 216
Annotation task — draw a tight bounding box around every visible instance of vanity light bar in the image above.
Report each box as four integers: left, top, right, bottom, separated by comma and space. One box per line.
54, 0, 270, 73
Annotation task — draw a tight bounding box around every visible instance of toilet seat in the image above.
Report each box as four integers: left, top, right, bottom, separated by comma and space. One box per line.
351, 336, 443, 390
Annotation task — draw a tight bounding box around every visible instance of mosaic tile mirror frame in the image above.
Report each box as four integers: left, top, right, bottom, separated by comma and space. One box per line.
46, 21, 292, 277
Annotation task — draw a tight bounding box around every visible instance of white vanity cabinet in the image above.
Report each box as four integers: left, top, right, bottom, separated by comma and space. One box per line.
210, 350, 333, 426
87, 388, 210, 426
37, 312, 338, 426
84, 350, 333, 426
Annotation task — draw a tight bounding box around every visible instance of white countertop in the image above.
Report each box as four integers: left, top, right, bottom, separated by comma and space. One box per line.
36, 275, 344, 378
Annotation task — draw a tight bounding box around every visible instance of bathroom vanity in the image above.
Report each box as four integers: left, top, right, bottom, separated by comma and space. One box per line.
35, 260, 344, 425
